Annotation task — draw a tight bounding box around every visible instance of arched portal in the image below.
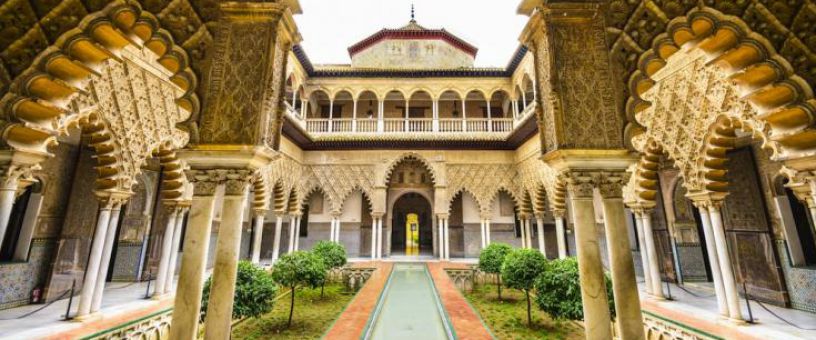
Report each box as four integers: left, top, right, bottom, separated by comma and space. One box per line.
391, 193, 433, 256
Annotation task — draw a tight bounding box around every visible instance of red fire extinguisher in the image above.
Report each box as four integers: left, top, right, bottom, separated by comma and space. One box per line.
31, 286, 42, 304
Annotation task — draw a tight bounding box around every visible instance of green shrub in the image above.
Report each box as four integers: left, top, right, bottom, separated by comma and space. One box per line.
270, 251, 327, 327
533, 257, 615, 321
501, 248, 547, 326
200, 260, 278, 321
478, 243, 512, 300
312, 241, 347, 297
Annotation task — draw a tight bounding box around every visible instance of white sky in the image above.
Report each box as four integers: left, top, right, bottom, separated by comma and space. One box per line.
293, 0, 528, 67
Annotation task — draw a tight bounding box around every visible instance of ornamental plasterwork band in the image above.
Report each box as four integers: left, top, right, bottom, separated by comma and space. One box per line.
627, 8, 816, 206
0, 1, 196, 196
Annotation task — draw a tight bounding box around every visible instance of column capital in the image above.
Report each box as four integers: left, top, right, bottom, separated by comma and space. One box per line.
551, 209, 567, 219
223, 170, 254, 196
252, 208, 269, 217
565, 171, 596, 199
371, 212, 385, 219
436, 213, 450, 220
95, 190, 132, 209
596, 171, 630, 199
686, 191, 727, 210
0, 163, 40, 189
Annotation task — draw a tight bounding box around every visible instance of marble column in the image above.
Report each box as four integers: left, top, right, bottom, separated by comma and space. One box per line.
0, 179, 18, 251
631, 209, 652, 295
272, 215, 284, 261
154, 206, 180, 298
251, 210, 266, 264
376, 216, 384, 259
639, 209, 665, 299
293, 215, 302, 251
91, 202, 125, 313
164, 206, 187, 294
76, 199, 116, 318
335, 216, 342, 244
536, 216, 546, 256
169, 173, 220, 340
443, 217, 450, 260
554, 210, 567, 258
371, 215, 378, 260
708, 202, 745, 321
566, 177, 612, 339
692, 201, 727, 316
485, 218, 492, 245
480, 219, 486, 248
525, 218, 533, 249
288, 215, 297, 253
520, 218, 528, 248
204, 175, 251, 340
599, 178, 645, 340
438, 215, 445, 259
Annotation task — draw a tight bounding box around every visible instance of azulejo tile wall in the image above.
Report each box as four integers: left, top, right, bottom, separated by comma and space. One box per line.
0, 239, 56, 310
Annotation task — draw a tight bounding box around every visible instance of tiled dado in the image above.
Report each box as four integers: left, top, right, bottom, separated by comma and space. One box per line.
0, 238, 56, 310
777, 240, 816, 313
111, 241, 145, 282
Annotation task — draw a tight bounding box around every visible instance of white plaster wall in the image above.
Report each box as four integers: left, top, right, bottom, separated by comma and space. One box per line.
341, 191, 363, 223
351, 39, 474, 69
462, 193, 481, 224
491, 193, 515, 224
308, 194, 332, 223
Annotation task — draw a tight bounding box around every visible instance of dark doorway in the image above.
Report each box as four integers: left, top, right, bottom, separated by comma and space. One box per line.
391, 193, 433, 256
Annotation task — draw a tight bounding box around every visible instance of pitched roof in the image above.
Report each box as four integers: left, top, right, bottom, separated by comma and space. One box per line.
347, 20, 479, 58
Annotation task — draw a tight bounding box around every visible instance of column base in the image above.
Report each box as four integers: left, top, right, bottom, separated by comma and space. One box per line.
649, 294, 667, 301
72, 312, 103, 322
723, 317, 749, 326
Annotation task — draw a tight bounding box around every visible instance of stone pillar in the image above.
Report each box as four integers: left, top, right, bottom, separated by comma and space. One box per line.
288, 215, 297, 253
444, 217, 450, 260
0, 178, 18, 251
708, 201, 745, 321
294, 215, 302, 251
91, 201, 126, 313
566, 173, 612, 339
251, 210, 266, 264
485, 218, 492, 245
376, 216, 384, 259
438, 215, 445, 259
520, 217, 528, 248
536, 215, 546, 256
631, 209, 652, 295
598, 174, 645, 340
154, 206, 180, 298
525, 218, 533, 249
204, 172, 251, 340
272, 214, 284, 261
335, 215, 342, 244
480, 219, 486, 248
164, 206, 188, 294
554, 210, 567, 258
169, 171, 222, 340
691, 200, 727, 316
76, 198, 116, 318
371, 215, 378, 260
639, 209, 665, 299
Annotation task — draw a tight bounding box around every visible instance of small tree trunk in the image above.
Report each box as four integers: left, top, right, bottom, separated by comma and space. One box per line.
525, 289, 532, 327
321, 283, 325, 298
497, 275, 502, 301
288, 285, 296, 328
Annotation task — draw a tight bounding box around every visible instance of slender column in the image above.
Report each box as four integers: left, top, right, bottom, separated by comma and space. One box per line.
536, 216, 546, 256
520, 218, 528, 248
443, 217, 450, 260
272, 215, 284, 261
204, 175, 251, 340
566, 174, 612, 339
599, 177, 645, 340
432, 99, 439, 132
376, 217, 383, 259
90, 201, 125, 313
371, 216, 378, 260
554, 210, 567, 258
377, 101, 384, 132
438, 216, 444, 259
75, 200, 116, 318
404, 100, 410, 131
486, 101, 493, 132
692, 201, 728, 315
169, 172, 221, 340
251, 210, 266, 264
328, 99, 334, 132
632, 210, 652, 294
352, 100, 358, 132
485, 219, 492, 244
640, 209, 665, 299
461, 99, 467, 131
288, 215, 297, 253
164, 206, 187, 294
521, 91, 527, 111
335, 215, 342, 244
480, 219, 486, 248
294, 216, 301, 251
154, 206, 180, 298
525, 219, 533, 249
708, 202, 745, 321
0, 179, 19, 249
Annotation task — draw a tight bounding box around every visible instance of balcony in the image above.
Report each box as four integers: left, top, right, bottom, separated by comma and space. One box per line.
287, 102, 536, 138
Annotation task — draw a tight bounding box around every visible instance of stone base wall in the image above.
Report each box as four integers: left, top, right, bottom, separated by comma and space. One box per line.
111, 241, 144, 282
0, 239, 56, 310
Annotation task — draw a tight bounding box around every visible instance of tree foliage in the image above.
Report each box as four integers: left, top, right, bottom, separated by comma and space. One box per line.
478, 243, 512, 300
534, 257, 616, 321
270, 251, 327, 327
312, 241, 348, 297
200, 260, 278, 321
501, 248, 547, 326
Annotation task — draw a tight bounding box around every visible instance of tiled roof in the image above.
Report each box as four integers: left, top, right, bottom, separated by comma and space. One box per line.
347, 20, 478, 58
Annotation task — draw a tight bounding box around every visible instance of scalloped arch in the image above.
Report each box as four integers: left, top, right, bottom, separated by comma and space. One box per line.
382, 152, 438, 187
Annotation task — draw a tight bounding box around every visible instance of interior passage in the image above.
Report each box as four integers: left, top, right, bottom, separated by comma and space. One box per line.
368, 263, 452, 340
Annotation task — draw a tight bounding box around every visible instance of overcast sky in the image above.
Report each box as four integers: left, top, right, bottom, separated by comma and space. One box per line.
293, 0, 528, 67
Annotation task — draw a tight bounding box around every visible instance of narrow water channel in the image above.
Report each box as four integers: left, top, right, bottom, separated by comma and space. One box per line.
366, 263, 453, 340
